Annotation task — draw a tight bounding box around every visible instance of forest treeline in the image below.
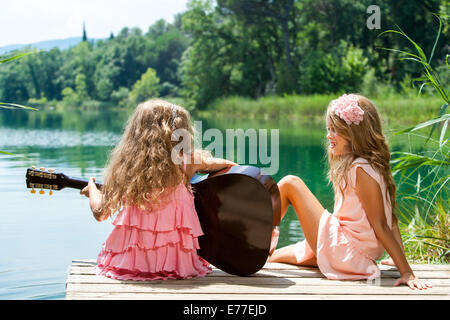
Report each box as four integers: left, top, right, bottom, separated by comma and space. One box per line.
0, 0, 448, 110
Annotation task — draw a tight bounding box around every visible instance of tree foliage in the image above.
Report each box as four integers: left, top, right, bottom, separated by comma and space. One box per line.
0, 0, 447, 109
129, 67, 160, 104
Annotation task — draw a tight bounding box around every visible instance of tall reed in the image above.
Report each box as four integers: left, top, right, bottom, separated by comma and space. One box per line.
380, 15, 449, 263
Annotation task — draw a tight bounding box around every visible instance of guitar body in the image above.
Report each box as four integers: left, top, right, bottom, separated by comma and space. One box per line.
191, 166, 280, 276
25, 165, 281, 276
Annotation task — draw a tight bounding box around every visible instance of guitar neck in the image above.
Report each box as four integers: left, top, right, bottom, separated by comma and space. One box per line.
64, 176, 103, 190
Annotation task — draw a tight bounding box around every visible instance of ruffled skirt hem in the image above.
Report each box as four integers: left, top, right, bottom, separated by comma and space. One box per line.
97, 187, 212, 281
95, 264, 211, 281
96, 242, 212, 281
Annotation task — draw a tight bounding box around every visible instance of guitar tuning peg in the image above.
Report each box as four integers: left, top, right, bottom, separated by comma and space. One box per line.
48, 168, 55, 173
39, 167, 45, 171
39, 189, 45, 195
30, 189, 36, 194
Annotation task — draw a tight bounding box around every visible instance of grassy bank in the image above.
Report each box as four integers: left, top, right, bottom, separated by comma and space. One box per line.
28, 93, 444, 129
199, 93, 445, 127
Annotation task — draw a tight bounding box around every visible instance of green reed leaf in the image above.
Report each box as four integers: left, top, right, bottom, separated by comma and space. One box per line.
0, 102, 38, 111
428, 14, 442, 65
380, 28, 428, 62
395, 114, 450, 135
0, 52, 34, 64
0, 150, 15, 155
440, 119, 448, 147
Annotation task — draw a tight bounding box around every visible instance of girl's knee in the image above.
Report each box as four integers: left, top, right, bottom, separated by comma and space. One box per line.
280, 175, 305, 189
268, 245, 299, 265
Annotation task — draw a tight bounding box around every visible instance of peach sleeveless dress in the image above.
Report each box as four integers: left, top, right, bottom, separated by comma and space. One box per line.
294, 157, 392, 280
95, 161, 212, 281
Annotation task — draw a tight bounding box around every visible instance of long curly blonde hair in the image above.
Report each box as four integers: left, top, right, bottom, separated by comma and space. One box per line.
325, 94, 397, 213
100, 99, 195, 214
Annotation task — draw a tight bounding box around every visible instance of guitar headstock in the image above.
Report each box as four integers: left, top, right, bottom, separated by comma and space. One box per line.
25, 166, 67, 195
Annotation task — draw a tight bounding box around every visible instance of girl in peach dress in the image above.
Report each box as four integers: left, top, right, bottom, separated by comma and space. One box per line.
80, 99, 236, 280
269, 94, 431, 290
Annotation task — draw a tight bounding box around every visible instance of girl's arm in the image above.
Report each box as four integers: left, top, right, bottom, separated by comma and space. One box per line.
380, 214, 404, 266
185, 151, 238, 180
391, 214, 405, 250
354, 167, 431, 290
80, 177, 111, 222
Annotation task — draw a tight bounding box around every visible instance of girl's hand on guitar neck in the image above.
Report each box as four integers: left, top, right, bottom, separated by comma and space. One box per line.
80, 177, 96, 198
81, 177, 109, 221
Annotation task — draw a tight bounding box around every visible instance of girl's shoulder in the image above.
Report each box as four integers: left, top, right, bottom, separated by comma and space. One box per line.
350, 156, 369, 166
348, 157, 382, 188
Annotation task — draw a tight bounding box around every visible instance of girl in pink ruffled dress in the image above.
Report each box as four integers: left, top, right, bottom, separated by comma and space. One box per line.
269, 94, 431, 290
81, 99, 236, 281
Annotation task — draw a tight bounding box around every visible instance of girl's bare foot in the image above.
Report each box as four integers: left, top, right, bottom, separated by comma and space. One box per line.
380, 258, 395, 266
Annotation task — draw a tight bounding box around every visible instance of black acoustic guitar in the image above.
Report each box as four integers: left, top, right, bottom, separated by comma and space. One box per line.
25, 165, 281, 276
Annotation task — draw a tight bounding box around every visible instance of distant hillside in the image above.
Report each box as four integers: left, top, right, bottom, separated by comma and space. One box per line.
0, 37, 103, 55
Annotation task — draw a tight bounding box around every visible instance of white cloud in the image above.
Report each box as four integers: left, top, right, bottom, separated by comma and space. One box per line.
0, 0, 189, 46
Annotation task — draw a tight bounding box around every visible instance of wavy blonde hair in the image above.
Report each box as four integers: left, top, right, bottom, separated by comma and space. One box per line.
325, 94, 397, 213
100, 99, 195, 214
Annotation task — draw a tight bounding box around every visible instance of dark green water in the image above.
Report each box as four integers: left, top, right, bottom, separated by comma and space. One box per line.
0, 107, 418, 299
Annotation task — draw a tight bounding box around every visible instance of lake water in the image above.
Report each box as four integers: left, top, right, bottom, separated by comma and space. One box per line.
0, 107, 412, 299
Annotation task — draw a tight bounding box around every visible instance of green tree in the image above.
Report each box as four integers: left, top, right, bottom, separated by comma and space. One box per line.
0, 52, 37, 157
61, 86, 80, 106
111, 86, 130, 107
82, 22, 88, 42
146, 19, 189, 89
0, 52, 37, 109
218, 0, 298, 68
75, 73, 88, 100
0, 59, 30, 103
20, 48, 64, 101
180, 0, 232, 108
129, 67, 160, 104
218, 0, 301, 94
180, 0, 280, 107
300, 42, 369, 94
54, 41, 95, 101
1, 0, 446, 108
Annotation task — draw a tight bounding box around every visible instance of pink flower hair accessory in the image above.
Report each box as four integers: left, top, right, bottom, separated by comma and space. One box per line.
330, 94, 364, 125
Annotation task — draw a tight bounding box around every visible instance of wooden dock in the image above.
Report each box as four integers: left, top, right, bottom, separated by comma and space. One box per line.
66, 259, 450, 300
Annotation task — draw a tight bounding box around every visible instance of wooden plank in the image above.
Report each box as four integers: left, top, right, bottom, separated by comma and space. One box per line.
66, 259, 450, 300
66, 280, 450, 295
67, 274, 450, 287
264, 262, 450, 271
70, 260, 450, 271
68, 266, 450, 279
68, 266, 324, 279
65, 292, 449, 300
379, 264, 450, 271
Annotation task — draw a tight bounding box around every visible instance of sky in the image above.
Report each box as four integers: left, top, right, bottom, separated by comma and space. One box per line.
0, 0, 190, 47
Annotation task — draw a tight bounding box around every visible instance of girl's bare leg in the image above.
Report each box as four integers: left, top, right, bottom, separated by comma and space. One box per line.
269, 175, 324, 265
269, 244, 318, 266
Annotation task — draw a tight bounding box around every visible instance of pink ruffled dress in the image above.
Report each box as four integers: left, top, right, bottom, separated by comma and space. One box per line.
294, 157, 393, 280
95, 165, 212, 281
